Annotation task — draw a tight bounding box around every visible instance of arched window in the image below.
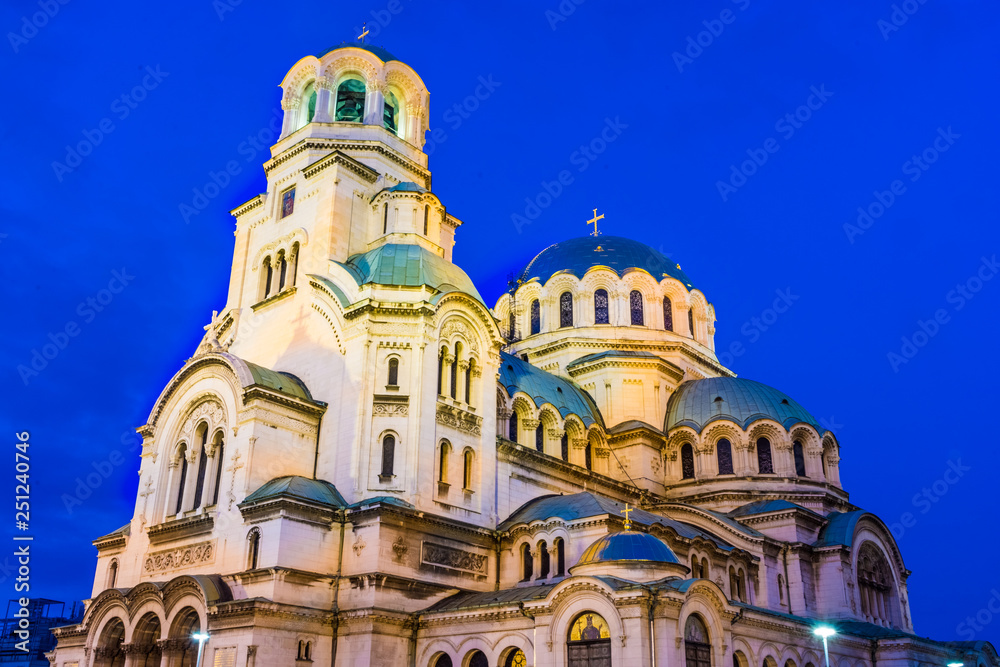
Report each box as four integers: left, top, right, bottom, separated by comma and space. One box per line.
510, 411, 518, 443
691, 555, 702, 578
688, 308, 696, 339
383, 90, 399, 133
211, 432, 225, 506
423, 205, 429, 235
663, 296, 674, 331
465, 361, 472, 404
467, 651, 488, 667
173, 443, 188, 515
594, 289, 609, 324
305, 642, 312, 660
717, 438, 734, 475
538, 541, 550, 579
387, 358, 399, 386
530, 299, 540, 334
504, 649, 527, 667
434, 655, 453, 667
681, 443, 695, 479
701, 557, 710, 580
559, 292, 573, 328
247, 529, 261, 570
568, 612, 611, 665
380, 434, 395, 480
193, 425, 209, 509
300, 81, 317, 126
278, 253, 288, 291
439, 441, 451, 483
584, 440, 592, 471
382, 203, 388, 234
261, 257, 273, 300
858, 542, 895, 626
437, 347, 445, 395
793, 440, 807, 477
463, 450, 473, 490
520, 543, 533, 581
560, 433, 569, 461
335, 78, 365, 122
684, 615, 711, 667
535, 423, 544, 452
630, 290, 644, 325
450, 343, 460, 399
554, 537, 565, 576
757, 437, 774, 474
297, 641, 304, 660
107, 559, 118, 589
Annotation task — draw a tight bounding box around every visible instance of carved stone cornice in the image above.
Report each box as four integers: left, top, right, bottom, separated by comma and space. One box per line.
374, 394, 409, 417
146, 514, 214, 545
265, 138, 430, 185
436, 403, 482, 436
144, 540, 216, 573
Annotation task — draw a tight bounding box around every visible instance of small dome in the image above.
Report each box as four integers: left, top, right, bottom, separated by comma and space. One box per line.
340, 243, 484, 304
577, 531, 679, 566
665, 376, 823, 433
517, 236, 695, 289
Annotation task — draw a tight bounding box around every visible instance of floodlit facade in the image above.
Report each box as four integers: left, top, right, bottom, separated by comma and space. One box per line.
50, 42, 998, 667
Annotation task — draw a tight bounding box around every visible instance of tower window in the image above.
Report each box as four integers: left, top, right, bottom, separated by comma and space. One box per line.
630, 290, 644, 325
594, 289, 609, 324
717, 438, 734, 475
793, 440, 807, 477
463, 450, 473, 490
520, 543, 533, 581
247, 528, 261, 570
335, 78, 365, 122
688, 309, 695, 338
554, 537, 565, 576
681, 443, 695, 479
380, 434, 395, 480
174, 443, 188, 515
281, 187, 295, 218
663, 296, 673, 331
383, 91, 398, 133
107, 559, 118, 589
382, 203, 388, 234
387, 358, 399, 386
757, 438, 774, 474
559, 292, 573, 328
560, 433, 569, 461
538, 541, 550, 579
211, 433, 225, 506
439, 441, 451, 483
530, 299, 540, 335
423, 205, 429, 235
584, 440, 592, 471
509, 412, 518, 442
535, 423, 544, 452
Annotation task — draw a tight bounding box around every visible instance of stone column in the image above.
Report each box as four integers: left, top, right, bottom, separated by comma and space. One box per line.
280, 96, 300, 138
247, 645, 258, 667
457, 360, 469, 404
784, 548, 807, 615
313, 76, 332, 123
365, 82, 383, 125
442, 353, 455, 398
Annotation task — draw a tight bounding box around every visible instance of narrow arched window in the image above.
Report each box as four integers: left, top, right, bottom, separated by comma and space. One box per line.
594, 289, 609, 324
247, 529, 260, 570
382, 203, 388, 234
538, 541, 550, 579
520, 543, 533, 581
297, 641, 304, 660
688, 308, 696, 339
702, 557, 710, 580
305, 642, 312, 660
559, 292, 573, 328
509, 411, 518, 443
174, 443, 188, 515
278, 254, 288, 291
463, 450, 473, 490
423, 205, 429, 235
554, 537, 565, 576
192, 425, 209, 509
464, 362, 472, 404
684, 615, 711, 667
301, 82, 317, 125
584, 441, 592, 470
793, 440, 807, 477
691, 556, 702, 578
107, 559, 118, 589
530, 299, 540, 335
335, 78, 365, 122
757, 438, 774, 474
449, 345, 460, 399
380, 434, 395, 479
387, 358, 399, 386
383, 91, 398, 132
262, 257, 273, 300
560, 433, 569, 461
437, 348, 445, 395
681, 443, 695, 479
630, 290, 644, 325
290, 242, 300, 287
535, 423, 544, 452
439, 441, 450, 483
663, 296, 674, 331
211, 433, 225, 505
717, 438, 734, 475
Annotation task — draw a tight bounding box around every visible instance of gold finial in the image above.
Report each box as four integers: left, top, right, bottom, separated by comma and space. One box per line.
358, 22, 369, 43
621, 503, 633, 531
586, 208, 604, 237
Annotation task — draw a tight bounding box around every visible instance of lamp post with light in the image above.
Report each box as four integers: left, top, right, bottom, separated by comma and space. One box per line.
813, 626, 836, 667
192, 632, 210, 667
948, 662, 964, 667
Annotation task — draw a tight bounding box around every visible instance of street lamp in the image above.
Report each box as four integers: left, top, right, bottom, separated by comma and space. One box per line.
192, 632, 210, 667
947, 663, 964, 667
813, 626, 837, 667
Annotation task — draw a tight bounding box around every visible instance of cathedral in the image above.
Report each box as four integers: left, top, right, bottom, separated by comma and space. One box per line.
50, 42, 997, 667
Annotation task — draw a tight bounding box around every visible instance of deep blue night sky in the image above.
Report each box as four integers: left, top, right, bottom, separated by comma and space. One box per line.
2, 0, 998, 641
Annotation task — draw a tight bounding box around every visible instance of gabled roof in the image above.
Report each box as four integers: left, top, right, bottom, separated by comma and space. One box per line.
499, 352, 603, 427
728, 499, 823, 520
242, 476, 346, 508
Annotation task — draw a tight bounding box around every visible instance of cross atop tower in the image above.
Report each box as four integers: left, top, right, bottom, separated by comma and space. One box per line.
358, 22, 369, 43
621, 503, 633, 531
587, 209, 604, 237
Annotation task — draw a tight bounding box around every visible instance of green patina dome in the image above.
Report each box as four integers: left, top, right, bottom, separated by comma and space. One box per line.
665, 377, 823, 433
340, 243, 485, 304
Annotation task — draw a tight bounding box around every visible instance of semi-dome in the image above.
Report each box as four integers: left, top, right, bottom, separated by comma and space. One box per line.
577, 530, 679, 565
517, 236, 695, 289
316, 42, 397, 62
665, 376, 823, 433
339, 243, 484, 303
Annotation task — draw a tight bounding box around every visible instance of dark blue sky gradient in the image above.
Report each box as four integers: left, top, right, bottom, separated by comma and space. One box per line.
2, 0, 998, 640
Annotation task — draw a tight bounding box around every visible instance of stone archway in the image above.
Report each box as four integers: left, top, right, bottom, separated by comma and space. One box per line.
93, 617, 126, 667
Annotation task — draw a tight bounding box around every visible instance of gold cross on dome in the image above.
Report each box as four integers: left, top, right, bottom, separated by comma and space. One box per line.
621, 503, 633, 531
358, 22, 369, 43
587, 208, 604, 237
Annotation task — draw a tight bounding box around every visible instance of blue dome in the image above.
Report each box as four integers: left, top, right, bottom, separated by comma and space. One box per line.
665, 377, 823, 433
517, 236, 695, 289
317, 42, 397, 62
339, 244, 484, 304
577, 531, 679, 565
